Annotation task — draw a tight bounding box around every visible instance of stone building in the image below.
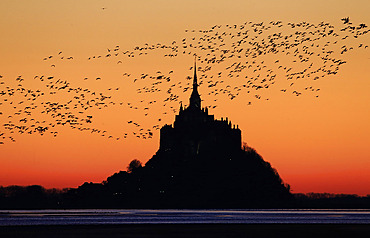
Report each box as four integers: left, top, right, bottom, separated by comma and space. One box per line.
160, 63, 241, 157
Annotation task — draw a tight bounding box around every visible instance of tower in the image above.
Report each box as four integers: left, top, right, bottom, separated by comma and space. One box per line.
159, 62, 242, 154
189, 61, 201, 109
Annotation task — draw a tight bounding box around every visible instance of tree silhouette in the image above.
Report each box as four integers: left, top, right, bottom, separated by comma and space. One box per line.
127, 159, 142, 173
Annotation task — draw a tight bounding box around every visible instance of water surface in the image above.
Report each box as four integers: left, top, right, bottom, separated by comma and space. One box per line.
1, 209, 370, 225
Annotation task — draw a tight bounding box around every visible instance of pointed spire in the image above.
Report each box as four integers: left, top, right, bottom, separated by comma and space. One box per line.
189, 56, 201, 109
193, 56, 197, 88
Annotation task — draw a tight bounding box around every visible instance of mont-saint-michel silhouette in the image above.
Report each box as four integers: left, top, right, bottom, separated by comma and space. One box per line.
0, 64, 293, 209
83, 63, 292, 208
2, 63, 369, 209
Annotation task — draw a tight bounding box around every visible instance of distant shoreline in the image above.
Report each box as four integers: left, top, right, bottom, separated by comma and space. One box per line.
1, 224, 370, 238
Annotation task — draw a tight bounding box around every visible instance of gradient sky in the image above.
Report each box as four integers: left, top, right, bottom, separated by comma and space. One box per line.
0, 0, 369, 195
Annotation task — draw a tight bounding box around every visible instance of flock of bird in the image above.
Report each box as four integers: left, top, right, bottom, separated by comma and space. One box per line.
0, 17, 368, 144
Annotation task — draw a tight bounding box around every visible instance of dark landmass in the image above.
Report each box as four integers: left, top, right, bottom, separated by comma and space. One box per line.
1, 184, 369, 209
1, 224, 370, 238
1, 145, 293, 209
2, 66, 369, 209
0, 146, 369, 209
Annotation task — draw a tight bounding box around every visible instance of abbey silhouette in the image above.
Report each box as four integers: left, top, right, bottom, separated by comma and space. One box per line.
99, 63, 292, 208
0, 63, 292, 209
160, 62, 241, 156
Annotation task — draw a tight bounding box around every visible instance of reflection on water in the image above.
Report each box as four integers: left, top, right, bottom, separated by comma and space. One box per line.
1, 209, 370, 225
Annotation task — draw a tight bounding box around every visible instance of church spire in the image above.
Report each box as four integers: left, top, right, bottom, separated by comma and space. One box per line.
189, 57, 201, 109
193, 58, 198, 90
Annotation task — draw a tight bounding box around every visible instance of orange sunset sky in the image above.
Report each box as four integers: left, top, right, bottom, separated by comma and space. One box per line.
0, 0, 369, 195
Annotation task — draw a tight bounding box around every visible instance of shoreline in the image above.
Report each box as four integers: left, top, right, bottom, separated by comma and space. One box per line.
1, 224, 370, 238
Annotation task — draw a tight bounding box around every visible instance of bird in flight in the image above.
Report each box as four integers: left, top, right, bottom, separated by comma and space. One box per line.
341, 17, 350, 24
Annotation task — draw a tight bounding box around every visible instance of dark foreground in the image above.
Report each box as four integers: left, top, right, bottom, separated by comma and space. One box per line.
1, 224, 370, 238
